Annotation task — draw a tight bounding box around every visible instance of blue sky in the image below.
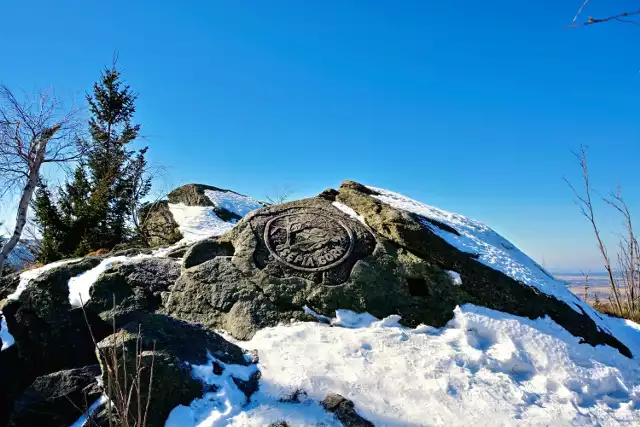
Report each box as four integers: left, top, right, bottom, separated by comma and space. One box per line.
1, 1, 638, 271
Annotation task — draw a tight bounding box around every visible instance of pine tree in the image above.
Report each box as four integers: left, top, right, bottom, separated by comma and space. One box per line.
33, 64, 151, 261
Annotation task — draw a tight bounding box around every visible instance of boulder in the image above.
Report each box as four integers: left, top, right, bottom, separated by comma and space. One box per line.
86, 257, 180, 326
1, 258, 111, 374
95, 313, 251, 427
8, 365, 102, 427
0, 258, 111, 427
322, 393, 374, 427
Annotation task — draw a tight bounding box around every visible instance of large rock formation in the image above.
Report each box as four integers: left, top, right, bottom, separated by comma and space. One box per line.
163, 180, 630, 358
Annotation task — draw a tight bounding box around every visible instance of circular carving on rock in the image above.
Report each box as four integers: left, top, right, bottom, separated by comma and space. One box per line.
264, 211, 355, 272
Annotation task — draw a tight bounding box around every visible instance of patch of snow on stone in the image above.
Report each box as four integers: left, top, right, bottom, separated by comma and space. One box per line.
331, 201, 368, 226
7, 258, 78, 301
204, 189, 263, 218
368, 186, 588, 313
230, 307, 640, 427
168, 203, 236, 243
0, 315, 14, 351
68, 254, 152, 307
69, 394, 109, 427
448, 270, 463, 285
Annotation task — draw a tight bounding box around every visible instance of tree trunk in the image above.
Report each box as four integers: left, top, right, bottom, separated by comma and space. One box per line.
0, 136, 50, 276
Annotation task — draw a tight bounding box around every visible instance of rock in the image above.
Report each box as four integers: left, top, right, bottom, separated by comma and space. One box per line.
0, 258, 111, 423
86, 257, 180, 326
109, 247, 153, 257
95, 313, 251, 427
322, 393, 374, 427
0, 346, 23, 427
2, 258, 111, 374
166, 244, 190, 259
333, 180, 631, 357
138, 201, 183, 247
162, 257, 301, 339
163, 196, 459, 339
8, 365, 102, 427
182, 237, 234, 270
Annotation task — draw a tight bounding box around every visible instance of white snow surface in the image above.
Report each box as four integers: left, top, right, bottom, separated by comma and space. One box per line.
203, 189, 263, 218
68, 254, 153, 307
167, 190, 261, 244
168, 308, 640, 426
168, 203, 236, 243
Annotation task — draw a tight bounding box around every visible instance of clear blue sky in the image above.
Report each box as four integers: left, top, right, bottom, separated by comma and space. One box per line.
1, 1, 638, 271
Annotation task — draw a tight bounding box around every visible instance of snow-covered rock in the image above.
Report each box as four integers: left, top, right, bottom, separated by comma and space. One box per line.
2, 180, 640, 426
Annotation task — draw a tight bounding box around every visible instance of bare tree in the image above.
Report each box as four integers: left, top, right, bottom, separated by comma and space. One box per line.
0, 85, 81, 275
565, 145, 640, 320
265, 185, 295, 205
568, 1, 640, 28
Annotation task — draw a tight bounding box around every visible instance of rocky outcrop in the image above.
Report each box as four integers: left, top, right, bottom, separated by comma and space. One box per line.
8, 365, 101, 427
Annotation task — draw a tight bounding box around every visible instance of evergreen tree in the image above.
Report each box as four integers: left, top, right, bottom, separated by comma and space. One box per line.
33, 64, 151, 262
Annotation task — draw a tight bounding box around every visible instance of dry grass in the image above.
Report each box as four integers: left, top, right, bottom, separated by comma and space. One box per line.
590, 298, 640, 323
79, 295, 156, 427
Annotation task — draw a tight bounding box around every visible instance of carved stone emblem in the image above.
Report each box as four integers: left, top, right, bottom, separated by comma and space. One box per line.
264, 211, 354, 272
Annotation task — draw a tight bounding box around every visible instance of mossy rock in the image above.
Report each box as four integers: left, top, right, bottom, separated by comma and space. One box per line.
86, 257, 180, 327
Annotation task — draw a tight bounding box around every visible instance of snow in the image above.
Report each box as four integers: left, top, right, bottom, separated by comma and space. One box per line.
166, 352, 340, 427
68, 254, 152, 307
167, 308, 640, 426
366, 186, 603, 320
167, 190, 261, 245
168, 204, 237, 243
331, 201, 368, 226
6, 258, 78, 301
234, 308, 640, 426
203, 189, 263, 218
